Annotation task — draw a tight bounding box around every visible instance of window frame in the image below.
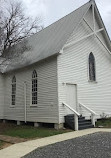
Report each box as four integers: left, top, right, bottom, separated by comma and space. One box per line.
11, 76, 16, 107
88, 52, 97, 83
30, 70, 38, 107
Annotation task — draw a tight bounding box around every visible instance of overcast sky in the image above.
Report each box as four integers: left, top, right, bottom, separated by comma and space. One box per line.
21, 0, 111, 38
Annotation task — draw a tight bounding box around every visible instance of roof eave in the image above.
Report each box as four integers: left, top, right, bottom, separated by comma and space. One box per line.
2, 52, 60, 74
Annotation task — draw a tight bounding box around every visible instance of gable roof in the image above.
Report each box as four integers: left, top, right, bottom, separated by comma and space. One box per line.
93, 1, 111, 52
0, 0, 111, 73
0, 1, 91, 73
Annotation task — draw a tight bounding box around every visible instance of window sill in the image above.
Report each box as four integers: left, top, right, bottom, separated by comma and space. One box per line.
10, 105, 15, 108
30, 104, 38, 107
88, 80, 98, 83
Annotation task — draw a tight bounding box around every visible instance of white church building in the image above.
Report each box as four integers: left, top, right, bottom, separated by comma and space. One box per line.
0, 0, 111, 130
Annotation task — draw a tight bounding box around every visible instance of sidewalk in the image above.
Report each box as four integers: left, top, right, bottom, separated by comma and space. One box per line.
0, 128, 111, 158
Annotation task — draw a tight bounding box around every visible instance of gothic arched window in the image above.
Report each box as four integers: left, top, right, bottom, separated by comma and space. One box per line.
12, 76, 16, 105
32, 70, 37, 104
89, 52, 96, 81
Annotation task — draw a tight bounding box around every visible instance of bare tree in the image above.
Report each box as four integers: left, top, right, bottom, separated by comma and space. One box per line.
0, 0, 43, 57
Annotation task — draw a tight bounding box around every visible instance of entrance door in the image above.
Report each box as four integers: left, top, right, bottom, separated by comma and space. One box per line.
66, 84, 77, 114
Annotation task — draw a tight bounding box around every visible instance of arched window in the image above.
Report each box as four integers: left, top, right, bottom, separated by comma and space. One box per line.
32, 70, 37, 104
89, 52, 96, 81
12, 76, 16, 105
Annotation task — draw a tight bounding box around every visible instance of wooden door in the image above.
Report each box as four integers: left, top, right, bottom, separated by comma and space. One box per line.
66, 84, 77, 113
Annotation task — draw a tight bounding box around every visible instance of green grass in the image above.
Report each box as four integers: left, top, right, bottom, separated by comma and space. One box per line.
0, 140, 4, 149
96, 117, 111, 128
0, 140, 3, 146
3, 126, 71, 139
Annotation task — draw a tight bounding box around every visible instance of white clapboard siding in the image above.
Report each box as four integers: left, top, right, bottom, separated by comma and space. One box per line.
57, 10, 111, 123
0, 74, 5, 119
85, 6, 110, 50
4, 56, 59, 123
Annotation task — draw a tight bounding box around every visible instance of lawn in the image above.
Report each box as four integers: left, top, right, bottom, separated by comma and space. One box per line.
0, 140, 3, 148
4, 127, 71, 138
0, 140, 7, 150
96, 117, 111, 128
0, 122, 71, 139
0, 140, 12, 150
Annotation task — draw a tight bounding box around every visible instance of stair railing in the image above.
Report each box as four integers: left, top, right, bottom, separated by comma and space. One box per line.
79, 103, 98, 127
62, 102, 80, 131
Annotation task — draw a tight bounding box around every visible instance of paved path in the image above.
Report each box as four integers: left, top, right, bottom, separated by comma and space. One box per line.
0, 128, 111, 158
23, 132, 111, 158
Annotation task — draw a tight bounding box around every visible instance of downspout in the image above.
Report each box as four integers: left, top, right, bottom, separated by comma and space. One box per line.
24, 81, 27, 123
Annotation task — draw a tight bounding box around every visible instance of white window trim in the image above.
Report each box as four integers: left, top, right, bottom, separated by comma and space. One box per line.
10, 78, 16, 108
87, 52, 97, 83
30, 71, 38, 107
30, 83, 38, 107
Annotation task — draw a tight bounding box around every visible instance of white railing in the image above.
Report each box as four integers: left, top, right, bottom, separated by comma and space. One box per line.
62, 102, 80, 131
79, 103, 98, 127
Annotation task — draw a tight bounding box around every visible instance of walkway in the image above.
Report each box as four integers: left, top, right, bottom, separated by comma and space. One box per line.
0, 128, 111, 158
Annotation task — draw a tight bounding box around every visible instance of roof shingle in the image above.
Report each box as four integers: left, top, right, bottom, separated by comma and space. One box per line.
0, 1, 91, 73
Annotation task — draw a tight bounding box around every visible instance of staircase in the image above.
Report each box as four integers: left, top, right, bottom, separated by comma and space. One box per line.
65, 114, 94, 130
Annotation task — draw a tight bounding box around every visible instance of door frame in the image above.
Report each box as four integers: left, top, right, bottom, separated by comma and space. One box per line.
66, 83, 78, 111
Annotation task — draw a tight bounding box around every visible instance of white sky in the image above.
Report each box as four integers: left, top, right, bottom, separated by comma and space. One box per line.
21, 0, 111, 38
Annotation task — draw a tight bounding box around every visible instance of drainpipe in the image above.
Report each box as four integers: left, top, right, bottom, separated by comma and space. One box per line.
24, 81, 27, 123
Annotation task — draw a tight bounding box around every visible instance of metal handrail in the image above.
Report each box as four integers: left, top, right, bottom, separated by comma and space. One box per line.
62, 102, 80, 116
62, 102, 80, 131
79, 103, 98, 127
79, 103, 97, 115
